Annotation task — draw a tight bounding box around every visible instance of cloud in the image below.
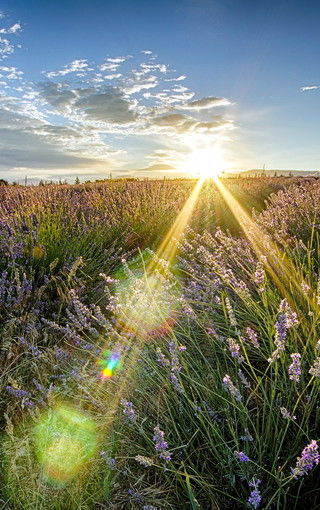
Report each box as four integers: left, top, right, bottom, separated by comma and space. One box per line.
74, 88, 137, 123
43, 59, 91, 78
0, 37, 15, 59
0, 23, 21, 34
38, 82, 77, 110
179, 96, 232, 110
0, 119, 107, 173
300, 85, 320, 91
152, 113, 189, 126
99, 62, 119, 72
165, 75, 186, 82
105, 73, 122, 80
0, 65, 23, 79
151, 113, 233, 134
0, 16, 21, 61
107, 57, 126, 64
123, 75, 158, 95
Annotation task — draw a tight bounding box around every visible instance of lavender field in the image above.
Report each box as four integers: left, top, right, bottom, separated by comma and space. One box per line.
1, 177, 320, 510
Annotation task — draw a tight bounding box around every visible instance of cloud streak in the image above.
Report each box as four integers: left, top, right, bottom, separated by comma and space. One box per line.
301, 85, 320, 91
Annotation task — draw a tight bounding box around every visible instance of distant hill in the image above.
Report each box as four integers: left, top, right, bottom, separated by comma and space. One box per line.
225, 169, 320, 178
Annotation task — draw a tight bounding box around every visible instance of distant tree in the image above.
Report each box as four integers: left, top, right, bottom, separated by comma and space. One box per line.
38, 180, 45, 186
75, 176, 80, 185
0, 179, 8, 186
274, 171, 278, 177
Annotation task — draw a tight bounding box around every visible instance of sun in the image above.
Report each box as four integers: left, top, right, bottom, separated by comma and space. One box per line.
183, 144, 227, 179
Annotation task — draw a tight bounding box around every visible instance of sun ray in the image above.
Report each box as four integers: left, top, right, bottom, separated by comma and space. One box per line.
214, 177, 318, 317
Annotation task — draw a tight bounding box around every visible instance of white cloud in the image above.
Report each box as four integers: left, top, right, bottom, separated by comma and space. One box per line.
105, 73, 122, 80
0, 37, 14, 59
123, 75, 158, 95
99, 62, 119, 72
107, 57, 126, 63
165, 75, 186, 82
300, 85, 320, 91
0, 65, 23, 79
0, 23, 22, 34
44, 59, 91, 78
0, 16, 21, 62
179, 96, 232, 110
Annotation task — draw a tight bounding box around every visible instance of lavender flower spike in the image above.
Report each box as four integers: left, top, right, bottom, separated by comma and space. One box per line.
120, 399, 137, 424
234, 451, 250, 462
288, 353, 302, 383
153, 426, 171, 461
222, 374, 242, 402
291, 440, 320, 478
248, 478, 262, 509
309, 356, 320, 377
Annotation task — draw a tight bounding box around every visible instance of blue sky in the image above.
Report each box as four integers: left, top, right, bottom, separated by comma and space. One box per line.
0, 0, 319, 181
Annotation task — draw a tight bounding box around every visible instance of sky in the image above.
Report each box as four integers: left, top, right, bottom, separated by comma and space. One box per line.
0, 0, 319, 182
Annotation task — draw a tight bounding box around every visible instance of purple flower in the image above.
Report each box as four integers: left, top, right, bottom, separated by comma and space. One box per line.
245, 327, 259, 348
120, 399, 137, 424
288, 353, 302, 383
234, 451, 250, 462
127, 489, 144, 503
309, 356, 320, 377
238, 369, 251, 388
254, 262, 265, 292
279, 299, 298, 327
155, 347, 170, 367
291, 440, 320, 478
135, 455, 153, 467
248, 490, 262, 509
225, 297, 237, 326
153, 426, 171, 461
301, 282, 310, 294
269, 300, 298, 362
100, 451, 116, 469
6, 386, 30, 398
280, 407, 296, 420
226, 338, 244, 363
248, 478, 262, 509
222, 374, 242, 402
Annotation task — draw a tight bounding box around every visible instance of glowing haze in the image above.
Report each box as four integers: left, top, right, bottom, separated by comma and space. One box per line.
0, 1, 319, 182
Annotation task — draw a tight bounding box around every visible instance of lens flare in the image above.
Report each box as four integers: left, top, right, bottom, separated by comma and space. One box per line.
98, 350, 122, 380
115, 273, 179, 337
33, 404, 98, 484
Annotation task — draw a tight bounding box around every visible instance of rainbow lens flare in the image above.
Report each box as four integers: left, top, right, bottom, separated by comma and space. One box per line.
98, 350, 122, 380
33, 404, 98, 484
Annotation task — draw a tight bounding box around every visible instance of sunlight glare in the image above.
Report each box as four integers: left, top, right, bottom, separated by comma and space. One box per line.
184, 143, 227, 178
